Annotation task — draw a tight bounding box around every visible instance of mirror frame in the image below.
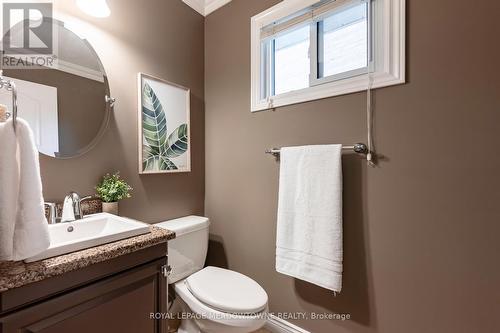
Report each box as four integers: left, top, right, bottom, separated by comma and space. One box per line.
53, 19, 113, 159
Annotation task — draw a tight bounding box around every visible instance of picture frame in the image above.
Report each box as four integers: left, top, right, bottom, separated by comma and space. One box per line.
137, 73, 191, 174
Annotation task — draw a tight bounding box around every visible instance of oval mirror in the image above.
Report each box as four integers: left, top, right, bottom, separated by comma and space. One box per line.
0, 18, 111, 159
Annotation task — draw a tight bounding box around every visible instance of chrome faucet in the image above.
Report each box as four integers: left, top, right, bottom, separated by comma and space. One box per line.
61, 192, 91, 223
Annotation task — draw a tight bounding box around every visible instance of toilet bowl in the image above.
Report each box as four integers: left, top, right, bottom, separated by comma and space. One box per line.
155, 216, 268, 333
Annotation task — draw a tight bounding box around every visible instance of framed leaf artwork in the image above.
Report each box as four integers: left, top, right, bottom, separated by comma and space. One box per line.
138, 73, 191, 174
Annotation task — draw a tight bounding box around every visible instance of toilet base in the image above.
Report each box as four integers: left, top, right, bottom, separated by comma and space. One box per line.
177, 316, 201, 333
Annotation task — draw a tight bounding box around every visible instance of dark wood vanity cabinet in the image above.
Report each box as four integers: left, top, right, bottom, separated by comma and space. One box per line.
0, 244, 168, 333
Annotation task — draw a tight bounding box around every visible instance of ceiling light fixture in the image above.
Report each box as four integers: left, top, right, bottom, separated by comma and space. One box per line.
76, 0, 111, 18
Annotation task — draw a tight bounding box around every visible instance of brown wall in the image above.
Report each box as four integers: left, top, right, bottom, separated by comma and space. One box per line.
205, 1, 500, 332
40, 0, 205, 222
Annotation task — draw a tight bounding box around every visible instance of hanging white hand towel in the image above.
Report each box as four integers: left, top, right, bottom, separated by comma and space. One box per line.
12, 118, 50, 261
276, 145, 343, 293
0, 119, 20, 261
0, 118, 50, 261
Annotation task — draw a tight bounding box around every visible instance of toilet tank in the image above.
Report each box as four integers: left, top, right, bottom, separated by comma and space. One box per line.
155, 216, 210, 283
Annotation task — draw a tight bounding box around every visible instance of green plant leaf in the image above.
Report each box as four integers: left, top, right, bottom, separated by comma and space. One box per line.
165, 124, 188, 158
143, 142, 156, 161
142, 83, 167, 156
143, 155, 178, 171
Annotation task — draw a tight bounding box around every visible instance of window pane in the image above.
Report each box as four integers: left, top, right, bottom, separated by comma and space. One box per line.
319, 2, 368, 78
273, 25, 310, 95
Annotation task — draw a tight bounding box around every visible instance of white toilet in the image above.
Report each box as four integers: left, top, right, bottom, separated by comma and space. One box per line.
155, 216, 268, 333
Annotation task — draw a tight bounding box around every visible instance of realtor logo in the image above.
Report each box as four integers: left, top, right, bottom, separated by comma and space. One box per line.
1, 2, 56, 68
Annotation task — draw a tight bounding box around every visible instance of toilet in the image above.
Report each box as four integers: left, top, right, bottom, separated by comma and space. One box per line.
155, 216, 268, 333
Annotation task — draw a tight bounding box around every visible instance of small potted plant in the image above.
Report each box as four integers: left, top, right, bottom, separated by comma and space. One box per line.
95, 172, 133, 215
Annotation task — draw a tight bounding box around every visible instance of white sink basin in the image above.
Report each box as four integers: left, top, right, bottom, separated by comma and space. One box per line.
25, 213, 151, 263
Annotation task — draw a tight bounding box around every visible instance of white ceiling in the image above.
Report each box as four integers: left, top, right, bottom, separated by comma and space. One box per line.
182, 0, 232, 16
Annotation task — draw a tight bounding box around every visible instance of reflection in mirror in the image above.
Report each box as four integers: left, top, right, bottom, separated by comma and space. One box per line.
0, 18, 111, 159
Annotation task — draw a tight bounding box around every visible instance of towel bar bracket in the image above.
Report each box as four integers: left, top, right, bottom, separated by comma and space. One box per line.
0, 74, 18, 129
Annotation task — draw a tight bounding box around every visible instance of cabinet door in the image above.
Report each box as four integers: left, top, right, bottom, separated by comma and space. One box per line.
0, 258, 168, 333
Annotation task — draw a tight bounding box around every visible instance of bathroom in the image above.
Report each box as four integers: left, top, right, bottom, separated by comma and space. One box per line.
0, 0, 499, 332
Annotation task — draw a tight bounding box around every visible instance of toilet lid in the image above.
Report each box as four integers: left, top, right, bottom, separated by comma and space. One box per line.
186, 266, 268, 314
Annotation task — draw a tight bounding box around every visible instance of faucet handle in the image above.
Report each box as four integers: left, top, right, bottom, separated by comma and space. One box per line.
79, 196, 93, 216
44, 202, 58, 224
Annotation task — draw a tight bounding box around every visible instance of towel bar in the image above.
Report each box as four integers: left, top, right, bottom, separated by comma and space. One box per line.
265, 143, 368, 157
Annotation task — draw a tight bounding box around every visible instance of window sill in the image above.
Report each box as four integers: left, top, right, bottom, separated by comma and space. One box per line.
251, 69, 404, 112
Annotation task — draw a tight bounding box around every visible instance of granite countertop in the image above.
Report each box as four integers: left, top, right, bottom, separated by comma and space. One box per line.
0, 226, 175, 292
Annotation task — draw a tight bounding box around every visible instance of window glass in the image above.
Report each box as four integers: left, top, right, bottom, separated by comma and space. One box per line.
318, 3, 368, 78
273, 25, 310, 95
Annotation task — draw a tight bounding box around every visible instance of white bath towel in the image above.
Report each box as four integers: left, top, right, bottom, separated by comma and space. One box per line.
0, 118, 50, 261
276, 145, 343, 293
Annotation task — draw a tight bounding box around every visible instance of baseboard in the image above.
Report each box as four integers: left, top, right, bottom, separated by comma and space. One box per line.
264, 314, 311, 333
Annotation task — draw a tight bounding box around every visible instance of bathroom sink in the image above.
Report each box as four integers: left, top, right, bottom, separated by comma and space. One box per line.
25, 213, 151, 263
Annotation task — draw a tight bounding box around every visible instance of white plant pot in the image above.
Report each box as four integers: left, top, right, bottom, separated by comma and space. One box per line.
102, 202, 119, 215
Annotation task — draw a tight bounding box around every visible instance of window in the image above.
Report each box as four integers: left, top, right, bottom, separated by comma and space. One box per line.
251, 0, 405, 112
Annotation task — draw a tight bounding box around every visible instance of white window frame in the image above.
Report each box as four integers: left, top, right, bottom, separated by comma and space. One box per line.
250, 0, 405, 112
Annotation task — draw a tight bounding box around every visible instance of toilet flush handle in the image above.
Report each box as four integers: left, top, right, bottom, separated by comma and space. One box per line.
161, 265, 172, 278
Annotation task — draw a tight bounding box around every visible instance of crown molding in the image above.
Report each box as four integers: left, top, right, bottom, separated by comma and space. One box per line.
204, 0, 232, 15
182, 0, 205, 15
182, 0, 231, 16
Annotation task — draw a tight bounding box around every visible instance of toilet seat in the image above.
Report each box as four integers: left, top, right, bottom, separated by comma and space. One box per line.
174, 277, 268, 330
186, 267, 268, 314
